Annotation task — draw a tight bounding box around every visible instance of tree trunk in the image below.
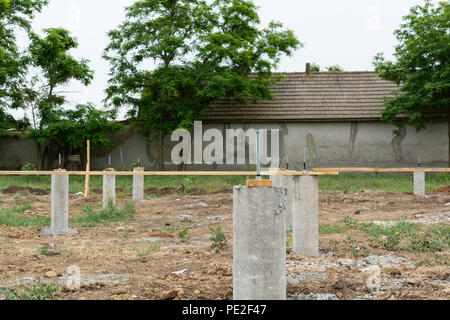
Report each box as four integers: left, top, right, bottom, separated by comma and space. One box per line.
159, 127, 165, 171
36, 144, 42, 171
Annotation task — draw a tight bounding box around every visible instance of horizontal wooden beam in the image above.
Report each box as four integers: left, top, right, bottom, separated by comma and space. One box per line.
0, 170, 339, 176
313, 168, 450, 173
247, 180, 273, 188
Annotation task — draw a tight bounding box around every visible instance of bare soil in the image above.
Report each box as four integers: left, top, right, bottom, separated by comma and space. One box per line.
0, 188, 449, 300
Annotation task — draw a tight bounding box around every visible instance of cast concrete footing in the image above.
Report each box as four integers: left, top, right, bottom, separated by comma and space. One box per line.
133, 167, 144, 201
233, 186, 287, 300
271, 174, 294, 230
414, 172, 426, 196
292, 175, 319, 257
40, 170, 77, 237
103, 168, 116, 208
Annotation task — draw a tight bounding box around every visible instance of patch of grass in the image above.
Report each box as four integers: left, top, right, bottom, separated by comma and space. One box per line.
0, 173, 447, 195
137, 242, 161, 257
209, 225, 228, 250
178, 229, 190, 243
319, 224, 350, 234
0, 204, 49, 227
319, 173, 450, 193
72, 203, 135, 228
0, 281, 59, 300
343, 218, 450, 253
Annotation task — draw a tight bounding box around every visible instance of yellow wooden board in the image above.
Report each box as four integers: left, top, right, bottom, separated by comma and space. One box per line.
247, 180, 273, 188
0, 170, 339, 176
313, 168, 450, 173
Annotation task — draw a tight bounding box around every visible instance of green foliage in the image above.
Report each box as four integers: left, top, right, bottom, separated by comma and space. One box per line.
209, 225, 228, 250
0, 0, 48, 134
373, 0, 450, 164
73, 203, 136, 227
310, 63, 321, 72
178, 228, 190, 242
19, 28, 95, 168
0, 281, 59, 300
21, 163, 37, 171
325, 65, 344, 72
31, 103, 122, 150
104, 0, 301, 168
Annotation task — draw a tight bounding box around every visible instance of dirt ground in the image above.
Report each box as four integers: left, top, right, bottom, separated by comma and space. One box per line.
0, 187, 449, 300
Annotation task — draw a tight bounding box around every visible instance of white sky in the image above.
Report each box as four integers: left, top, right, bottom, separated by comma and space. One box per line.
15, 0, 439, 120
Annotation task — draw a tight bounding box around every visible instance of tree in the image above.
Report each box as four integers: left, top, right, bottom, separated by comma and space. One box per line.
22, 28, 94, 169
104, 0, 301, 170
0, 0, 48, 131
29, 103, 122, 168
373, 0, 449, 166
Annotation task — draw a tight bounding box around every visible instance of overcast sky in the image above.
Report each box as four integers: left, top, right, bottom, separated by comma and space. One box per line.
19, 0, 438, 119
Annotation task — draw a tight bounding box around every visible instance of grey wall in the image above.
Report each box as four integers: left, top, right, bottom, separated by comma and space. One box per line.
1, 121, 448, 170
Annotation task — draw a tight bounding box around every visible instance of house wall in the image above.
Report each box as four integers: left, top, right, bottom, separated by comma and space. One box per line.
0, 121, 448, 170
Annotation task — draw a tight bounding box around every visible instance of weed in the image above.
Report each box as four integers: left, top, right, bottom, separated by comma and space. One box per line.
178, 229, 190, 243
0, 282, 59, 300
209, 225, 228, 250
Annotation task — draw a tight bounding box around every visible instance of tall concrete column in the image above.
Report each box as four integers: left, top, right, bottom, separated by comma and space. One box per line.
414, 172, 426, 196
103, 168, 116, 209
133, 167, 144, 201
271, 174, 294, 230
292, 175, 319, 257
41, 170, 77, 237
233, 186, 287, 300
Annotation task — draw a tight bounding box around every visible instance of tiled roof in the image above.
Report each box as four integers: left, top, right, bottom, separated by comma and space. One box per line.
203, 72, 399, 122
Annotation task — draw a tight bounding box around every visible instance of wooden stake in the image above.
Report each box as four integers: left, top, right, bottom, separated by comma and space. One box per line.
84, 140, 90, 198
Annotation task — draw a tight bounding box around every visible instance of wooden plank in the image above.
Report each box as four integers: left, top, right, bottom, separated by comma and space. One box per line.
247, 180, 273, 188
0, 170, 339, 176
313, 168, 450, 173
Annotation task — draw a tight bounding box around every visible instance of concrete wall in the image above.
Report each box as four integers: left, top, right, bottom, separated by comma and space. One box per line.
1, 121, 448, 170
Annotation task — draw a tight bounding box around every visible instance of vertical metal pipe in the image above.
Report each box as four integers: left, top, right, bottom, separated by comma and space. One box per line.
256, 130, 261, 177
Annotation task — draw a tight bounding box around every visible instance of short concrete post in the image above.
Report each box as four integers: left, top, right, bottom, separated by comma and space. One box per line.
103, 168, 116, 209
414, 171, 426, 196
292, 175, 319, 257
271, 174, 294, 230
41, 170, 77, 237
233, 186, 287, 300
133, 167, 144, 201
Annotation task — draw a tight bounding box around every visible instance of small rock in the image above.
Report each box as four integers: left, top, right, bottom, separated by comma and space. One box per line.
44, 271, 58, 278
354, 210, 361, 215
444, 203, 450, 206
373, 291, 392, 300
113, 288, 128, 295
61, 284, 76, 292
160, 289, 180, 300
178, 215, 192, 222
389, 269, 402, 277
